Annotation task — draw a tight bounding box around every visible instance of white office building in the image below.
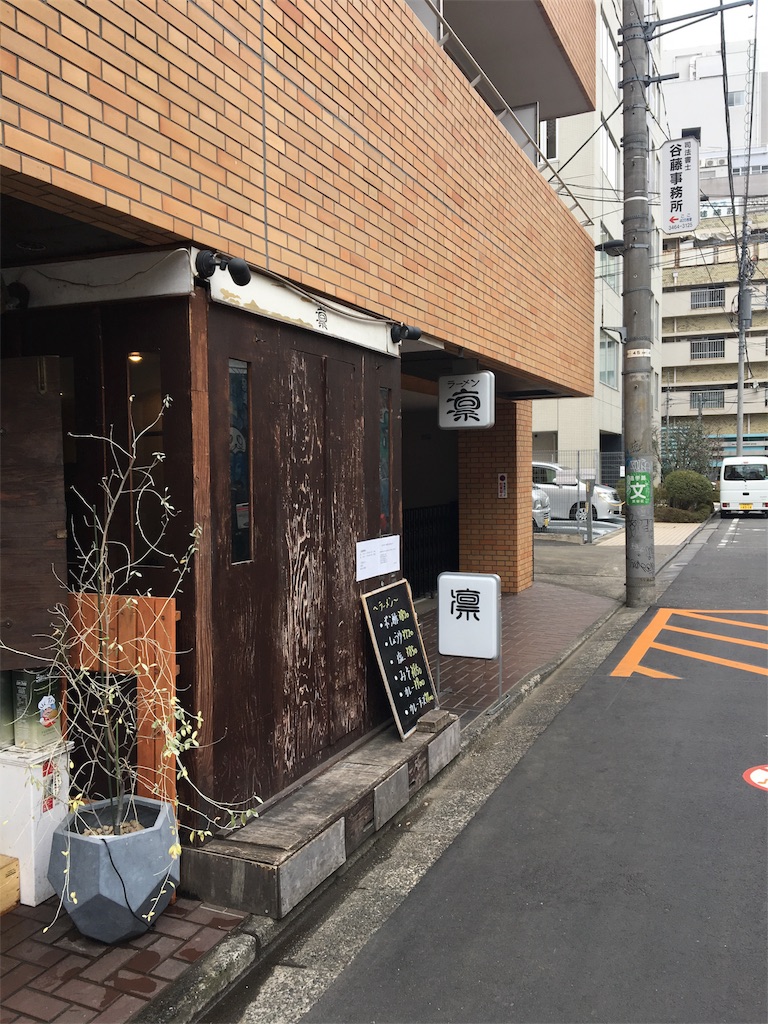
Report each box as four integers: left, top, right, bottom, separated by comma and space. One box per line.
660, 30, 768, 459
532, 0, 665, 487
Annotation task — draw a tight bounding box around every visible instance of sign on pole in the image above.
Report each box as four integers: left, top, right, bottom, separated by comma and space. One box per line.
438, 371, 495, 429
661, 138, 700, 234
437, 572, 501, 659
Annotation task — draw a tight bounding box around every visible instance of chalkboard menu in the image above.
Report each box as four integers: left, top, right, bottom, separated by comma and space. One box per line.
362, 579, 438, 739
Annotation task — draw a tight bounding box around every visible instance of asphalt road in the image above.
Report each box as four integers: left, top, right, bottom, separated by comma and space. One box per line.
207, 516, 767, 1024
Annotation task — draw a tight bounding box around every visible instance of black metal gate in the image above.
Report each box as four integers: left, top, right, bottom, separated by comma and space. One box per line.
403, 502, 459, 599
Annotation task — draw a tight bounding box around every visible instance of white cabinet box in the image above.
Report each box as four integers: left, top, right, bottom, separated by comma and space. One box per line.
0, 744, 71, 906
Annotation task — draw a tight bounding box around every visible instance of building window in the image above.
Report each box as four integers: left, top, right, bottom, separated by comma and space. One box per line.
600, 121, 619, 191
600, 14, 619, 90
599, 330, 619, 389
229, 359, 251, 563
727, 91, 745, 106
654, 371, 659, 410
690, 390, 724, 410
600, 223, 620, 293
691, 286, 725, 309
690, 337, 725, 359
540, 119, 557, 161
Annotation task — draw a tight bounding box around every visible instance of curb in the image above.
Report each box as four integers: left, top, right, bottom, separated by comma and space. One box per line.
134, 524, 712, 1024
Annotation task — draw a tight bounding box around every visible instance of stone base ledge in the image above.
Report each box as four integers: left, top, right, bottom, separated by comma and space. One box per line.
182, 716, 460, 919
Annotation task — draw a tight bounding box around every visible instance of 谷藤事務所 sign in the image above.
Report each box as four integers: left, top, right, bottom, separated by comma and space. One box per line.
661, 138, 700, 234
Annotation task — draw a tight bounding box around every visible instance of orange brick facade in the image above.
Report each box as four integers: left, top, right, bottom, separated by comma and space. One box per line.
459, 401, 534, 593
1, 0, 594, 392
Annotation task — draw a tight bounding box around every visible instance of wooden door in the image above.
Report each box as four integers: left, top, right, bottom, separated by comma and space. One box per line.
207, 304, 390, 803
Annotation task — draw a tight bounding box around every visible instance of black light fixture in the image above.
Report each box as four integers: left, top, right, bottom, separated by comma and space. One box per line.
594, 238, 625, 258
2, 280, 30, 311
195, 250, 252, 286
390, 323, 422, 344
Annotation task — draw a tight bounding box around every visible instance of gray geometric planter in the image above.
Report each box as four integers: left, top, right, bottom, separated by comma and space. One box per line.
47, 796, 180, 944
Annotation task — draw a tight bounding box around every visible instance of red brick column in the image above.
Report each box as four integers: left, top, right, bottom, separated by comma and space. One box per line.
458, 401, 533, 593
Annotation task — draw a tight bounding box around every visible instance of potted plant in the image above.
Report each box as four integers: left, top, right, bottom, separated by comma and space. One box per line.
4, 398, 257, 943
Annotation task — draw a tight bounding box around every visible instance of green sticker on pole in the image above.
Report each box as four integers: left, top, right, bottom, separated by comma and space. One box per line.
626, 471, 652, 506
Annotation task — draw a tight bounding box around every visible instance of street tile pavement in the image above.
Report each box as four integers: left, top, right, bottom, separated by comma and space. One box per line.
0, 898, 246, 1023
418, 580, 617, 726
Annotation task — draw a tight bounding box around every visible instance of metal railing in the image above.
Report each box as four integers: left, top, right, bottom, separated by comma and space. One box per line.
533, 449, 624, 490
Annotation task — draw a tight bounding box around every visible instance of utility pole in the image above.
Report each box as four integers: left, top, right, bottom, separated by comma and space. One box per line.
620, 0, 656, 608
736, 218, 754, 455
612, 0, 753, 606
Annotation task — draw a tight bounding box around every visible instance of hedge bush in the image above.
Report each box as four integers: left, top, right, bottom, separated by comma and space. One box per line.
663, 470, 714, 513
654, 505, 711, 523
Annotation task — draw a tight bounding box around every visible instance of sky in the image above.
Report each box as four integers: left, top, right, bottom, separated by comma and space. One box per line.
658, 0, 762, 50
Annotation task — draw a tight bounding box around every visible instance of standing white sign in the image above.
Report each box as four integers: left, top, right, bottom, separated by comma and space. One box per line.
661, 138, 700, 234
438, 371, 495, 429
437, 572, 501, 659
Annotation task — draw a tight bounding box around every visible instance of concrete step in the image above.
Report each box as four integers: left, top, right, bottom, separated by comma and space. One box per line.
182, 712, 460, 919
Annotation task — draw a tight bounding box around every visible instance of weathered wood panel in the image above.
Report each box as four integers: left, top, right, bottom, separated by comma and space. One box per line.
325, 356, 365, 746
0, 358, 67, 669
188, 287, 216, 798
208, 307, 283, 802
280, 348, 329, 775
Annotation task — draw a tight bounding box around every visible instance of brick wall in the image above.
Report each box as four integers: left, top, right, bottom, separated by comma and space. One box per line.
1, 0, 594, 398
458, 401, 533, 593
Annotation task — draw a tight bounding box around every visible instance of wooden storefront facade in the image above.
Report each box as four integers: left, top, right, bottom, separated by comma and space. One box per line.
1, 281, 403, 807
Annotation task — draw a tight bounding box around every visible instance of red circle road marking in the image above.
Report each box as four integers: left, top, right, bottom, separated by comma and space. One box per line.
743, 766, 768, 791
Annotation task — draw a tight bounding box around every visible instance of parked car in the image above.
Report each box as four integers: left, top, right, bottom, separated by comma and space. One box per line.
532, 461, 622, 521
532, 486, 550, 531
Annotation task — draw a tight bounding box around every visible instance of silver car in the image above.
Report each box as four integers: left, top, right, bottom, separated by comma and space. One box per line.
532, 461, 622, 521
532, 486, 550, 531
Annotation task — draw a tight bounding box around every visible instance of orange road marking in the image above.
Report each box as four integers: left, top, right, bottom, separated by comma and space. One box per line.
649, 640, 768, 675
634, 664, 680, 679
664, 624, 768, 651
611, 609, 673, 677
611, 608, 768, 679
681, 612, 768, 632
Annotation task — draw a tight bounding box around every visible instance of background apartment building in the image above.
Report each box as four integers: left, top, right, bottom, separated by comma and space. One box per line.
531, 0, 665, 488
660, 29, 768, 460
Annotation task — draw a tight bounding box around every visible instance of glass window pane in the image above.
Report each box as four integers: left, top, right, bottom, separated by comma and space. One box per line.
128, 352, 164, 565
229, 359, 251, 563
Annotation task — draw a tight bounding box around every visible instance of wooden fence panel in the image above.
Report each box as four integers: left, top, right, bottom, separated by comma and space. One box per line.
67, 594, 178, 804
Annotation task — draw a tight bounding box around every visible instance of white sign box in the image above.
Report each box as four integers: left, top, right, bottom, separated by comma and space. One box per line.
438, 371, 495, 429
438, 572, 501, 659
661, 138, 700, 234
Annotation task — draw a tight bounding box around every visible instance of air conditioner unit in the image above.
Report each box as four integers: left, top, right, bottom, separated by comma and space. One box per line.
705, 159, 714, 166
717, 158, 727, 166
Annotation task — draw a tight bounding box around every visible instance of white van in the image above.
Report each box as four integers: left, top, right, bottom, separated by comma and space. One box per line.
719, 456, 768, 518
